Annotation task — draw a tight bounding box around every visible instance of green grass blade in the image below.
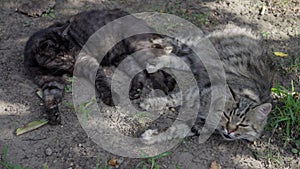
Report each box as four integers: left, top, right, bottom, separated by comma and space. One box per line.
275, 117, 290, 123
134, 161, 146, 169
96, 154, 101, 169
3, 145, 8, 163
288, 107, 295, 123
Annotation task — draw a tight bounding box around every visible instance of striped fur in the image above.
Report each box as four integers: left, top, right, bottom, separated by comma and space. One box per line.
140, 24, 274, 143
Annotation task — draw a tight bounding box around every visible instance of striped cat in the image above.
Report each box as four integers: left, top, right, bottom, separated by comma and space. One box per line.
140, 24, 274, 143
24, 9, 174, 124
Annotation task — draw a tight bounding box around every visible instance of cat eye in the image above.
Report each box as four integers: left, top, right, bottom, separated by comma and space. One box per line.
151, 44, 164, 49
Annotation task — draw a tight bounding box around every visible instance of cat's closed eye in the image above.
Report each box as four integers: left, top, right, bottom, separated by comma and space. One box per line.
238, 124, 249, 127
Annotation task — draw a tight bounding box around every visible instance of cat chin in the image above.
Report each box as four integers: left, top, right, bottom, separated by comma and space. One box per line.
218, 130, 239, 141
219, 131, 257, 142
220, 133, 237, 141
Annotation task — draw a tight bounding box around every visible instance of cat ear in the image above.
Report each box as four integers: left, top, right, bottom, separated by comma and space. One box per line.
254, 103, 272, 120
61, 24, 71, 37
51, 23, 70, 38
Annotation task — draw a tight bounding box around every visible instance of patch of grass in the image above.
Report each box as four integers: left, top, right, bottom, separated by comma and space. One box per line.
135, 151, 173, 169
262, 31, 270, 37
0, 145, 31, 169
64, 76, 74, 93
95, 154, 109, 169
249, 143, 284, 167
267, 81, 300, 153
23, 20, 31, 27
42, 9, 56, 19
280, 55, 300, 75
42, 163, 49, 169
266, 144, 284, 166
78, 96, 97, 126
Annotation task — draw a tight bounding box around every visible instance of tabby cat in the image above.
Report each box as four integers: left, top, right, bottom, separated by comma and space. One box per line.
24, 9, 174, 124
139, 24, 274, 143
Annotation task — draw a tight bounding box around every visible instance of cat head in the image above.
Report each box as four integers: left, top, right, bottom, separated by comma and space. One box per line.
24, 22, 74, 74
218, 88, 272, 141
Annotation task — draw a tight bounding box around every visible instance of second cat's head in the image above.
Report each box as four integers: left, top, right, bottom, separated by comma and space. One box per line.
24, 22, 74, 74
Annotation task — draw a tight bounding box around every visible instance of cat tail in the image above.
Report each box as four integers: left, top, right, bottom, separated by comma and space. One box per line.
34, 75, 67, 125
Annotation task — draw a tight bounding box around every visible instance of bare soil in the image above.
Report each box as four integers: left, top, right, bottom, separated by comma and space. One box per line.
0, 0, 299, 169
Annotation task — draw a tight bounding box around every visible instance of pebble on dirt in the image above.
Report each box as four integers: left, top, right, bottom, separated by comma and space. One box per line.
45, 147, 53, 156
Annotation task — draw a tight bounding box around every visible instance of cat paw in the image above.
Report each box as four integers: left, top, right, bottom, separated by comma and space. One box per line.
100, 91, 119, 106
191, 125, 200, 136
47, 106, 61, 125
139, 97, 169, 111
139, 100, 151, 111
140, 129, 159, 145
139, 97, 163, 111
146, 62, 160, 73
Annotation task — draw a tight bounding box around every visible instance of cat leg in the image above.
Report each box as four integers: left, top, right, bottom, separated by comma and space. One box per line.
139, 93, 181, 111
95, 68, 118, 106
140, 87, 201, 144
35, 75, 66, 125
112, 53, 148, 100
148, 71, 176, 94
75, 53, 116, 106
141, 123, 194, 145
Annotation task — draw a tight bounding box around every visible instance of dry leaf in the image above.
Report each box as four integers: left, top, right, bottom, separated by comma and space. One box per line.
274, 52, 288, 57
210, 160, 222, 169
185, 9, 194, 15
108, 157, 118, 166
16, 119, 48, 136
253, 140, 257, 146
36, 88, 43, 99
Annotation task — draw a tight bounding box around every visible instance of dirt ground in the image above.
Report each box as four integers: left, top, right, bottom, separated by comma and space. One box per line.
0, 0, 299, 169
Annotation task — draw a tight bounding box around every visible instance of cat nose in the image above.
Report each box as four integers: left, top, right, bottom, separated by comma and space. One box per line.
227, 124, 236, 134
227, 129, 234, 134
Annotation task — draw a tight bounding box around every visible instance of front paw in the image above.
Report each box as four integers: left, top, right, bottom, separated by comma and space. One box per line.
130, 72, 147, 99
139, 99, 152, 111
191, 125, 200, 136
105, 91, 120, 106
139, 96, 171, 111
141, 129, 159, 145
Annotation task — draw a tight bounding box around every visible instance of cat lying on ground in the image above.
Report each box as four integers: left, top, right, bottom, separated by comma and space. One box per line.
139, 24, 274, 143
24, 9, 175, 125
